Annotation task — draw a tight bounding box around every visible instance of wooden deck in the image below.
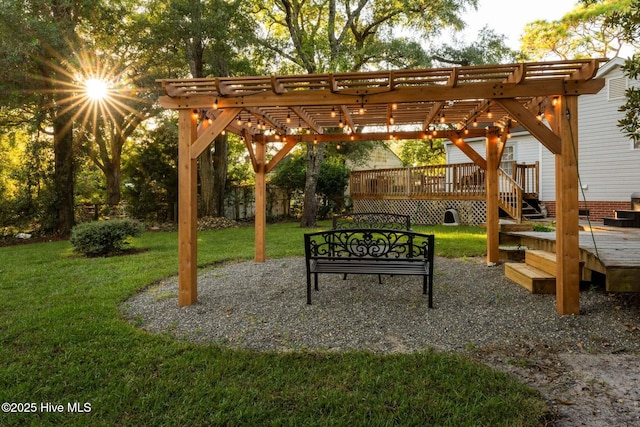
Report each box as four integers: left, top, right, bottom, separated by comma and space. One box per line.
501, 223, 640, 292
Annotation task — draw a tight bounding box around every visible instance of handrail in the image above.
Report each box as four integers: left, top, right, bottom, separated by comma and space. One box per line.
497, 169, 522, 221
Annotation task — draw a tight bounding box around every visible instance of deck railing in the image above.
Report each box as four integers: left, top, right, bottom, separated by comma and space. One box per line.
350, 163, 489, 200
350, 162, 537, 219
515, 162, 539, 198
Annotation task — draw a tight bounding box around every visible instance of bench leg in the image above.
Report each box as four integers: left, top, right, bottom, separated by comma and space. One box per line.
423, 275, 433, 308
314, 273, 319, 291
306, 271, 312, 304
378, 274, 382, 284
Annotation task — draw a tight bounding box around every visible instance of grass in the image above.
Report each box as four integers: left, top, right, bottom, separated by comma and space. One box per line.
0, 222, 548, 426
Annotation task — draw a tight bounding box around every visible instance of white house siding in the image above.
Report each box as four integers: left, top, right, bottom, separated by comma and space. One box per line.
575, 63, 639, 201
347, 143, 403, 171
445, 134, 536, 169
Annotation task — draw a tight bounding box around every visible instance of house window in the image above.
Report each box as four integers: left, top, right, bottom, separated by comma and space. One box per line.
500, 146, 515, 177
608, 76, 627, 101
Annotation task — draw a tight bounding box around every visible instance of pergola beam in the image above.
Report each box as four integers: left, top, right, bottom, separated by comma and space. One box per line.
190, 108, 242, 159
159, 79, 604, 111
253, 129, 489, 144
494, 99, 562, 154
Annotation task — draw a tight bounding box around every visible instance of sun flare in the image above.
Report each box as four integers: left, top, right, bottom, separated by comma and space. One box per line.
85, 78, 109, 101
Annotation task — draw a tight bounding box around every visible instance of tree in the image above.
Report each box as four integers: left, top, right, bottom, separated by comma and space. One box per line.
393, 139, 446, 167
0, 0, 90, 235
0, 0, 153, 233
122, 118, 179, 222
269, 149, 349, 217
144, 0, 258, 217
432, 27, 523, 66
254, 0, 479, 227
317, 157, 349, 215
521, 0, 637, 60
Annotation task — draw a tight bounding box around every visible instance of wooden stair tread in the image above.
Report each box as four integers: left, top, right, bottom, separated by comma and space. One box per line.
505, 262, 556, 294
525, 249, 556, 276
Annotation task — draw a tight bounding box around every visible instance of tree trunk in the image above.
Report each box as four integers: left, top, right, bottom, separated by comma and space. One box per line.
212, 133, 228, 216
199, 147, 215, 216
104, 162, 121, 208
52, 113, 75, 236
300, 142, 325, 227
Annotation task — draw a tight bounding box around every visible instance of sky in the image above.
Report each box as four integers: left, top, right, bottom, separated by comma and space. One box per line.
456, 0, 580, 50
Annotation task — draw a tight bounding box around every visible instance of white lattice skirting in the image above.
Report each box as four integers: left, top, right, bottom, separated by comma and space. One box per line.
352, 199, 487, 226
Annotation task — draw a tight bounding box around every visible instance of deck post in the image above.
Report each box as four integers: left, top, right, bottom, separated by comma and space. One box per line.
178, 110, 198, 306
486, 130, 500, 265
555, 95, 581, 315
255, 139, 267, 262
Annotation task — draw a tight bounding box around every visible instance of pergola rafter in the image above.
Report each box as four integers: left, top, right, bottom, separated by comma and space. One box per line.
158, 59, 607, 315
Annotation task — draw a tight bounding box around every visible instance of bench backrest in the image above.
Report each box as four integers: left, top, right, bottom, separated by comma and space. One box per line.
305, 229, 434, 263
332, 212, 411, 230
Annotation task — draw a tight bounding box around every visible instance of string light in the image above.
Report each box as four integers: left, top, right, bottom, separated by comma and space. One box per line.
213, 97, 219, 110
286, 111, 291, 124
331, 106, 336, 118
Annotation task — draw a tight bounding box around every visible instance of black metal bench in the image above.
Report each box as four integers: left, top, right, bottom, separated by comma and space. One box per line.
333, 212, 412, 282
332, 212, 411, 230
304, 228, 435, 307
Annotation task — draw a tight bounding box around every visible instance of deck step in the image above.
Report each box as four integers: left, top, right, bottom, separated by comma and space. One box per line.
525, 250, 557, 276
505, 262, 556, 294
603, 217, 636, 227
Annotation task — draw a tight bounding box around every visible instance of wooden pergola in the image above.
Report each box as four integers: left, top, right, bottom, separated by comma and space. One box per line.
158, 59, 606, 315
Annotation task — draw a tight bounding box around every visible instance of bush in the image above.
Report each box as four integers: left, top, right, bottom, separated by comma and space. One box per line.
70, 219, 142, 257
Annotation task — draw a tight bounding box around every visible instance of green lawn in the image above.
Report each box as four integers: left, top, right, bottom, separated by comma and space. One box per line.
0, 222, 548, 426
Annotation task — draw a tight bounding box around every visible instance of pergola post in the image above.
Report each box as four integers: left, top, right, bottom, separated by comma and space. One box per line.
485, 130, 500, 265
555, 95, 581, 315
178, 110, 198, 306
255, 139, 267, 262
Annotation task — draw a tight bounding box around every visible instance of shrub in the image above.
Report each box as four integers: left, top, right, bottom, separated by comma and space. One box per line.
70, 219, 142, 257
